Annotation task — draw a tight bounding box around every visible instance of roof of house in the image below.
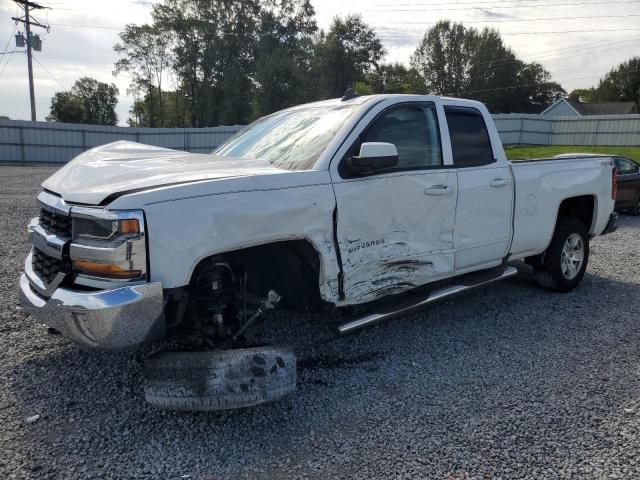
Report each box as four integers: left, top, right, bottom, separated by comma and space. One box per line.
543, 97, 637, 115
565, 99, 637, 115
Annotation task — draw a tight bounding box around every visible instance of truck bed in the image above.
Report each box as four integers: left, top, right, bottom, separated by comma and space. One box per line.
508, 154, 614, 258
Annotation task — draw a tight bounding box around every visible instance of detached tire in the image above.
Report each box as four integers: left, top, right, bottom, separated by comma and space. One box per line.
534, 217, 589, 293
144, 346, 296, 411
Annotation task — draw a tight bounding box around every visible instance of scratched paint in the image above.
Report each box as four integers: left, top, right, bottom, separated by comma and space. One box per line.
333, 171, 457, 305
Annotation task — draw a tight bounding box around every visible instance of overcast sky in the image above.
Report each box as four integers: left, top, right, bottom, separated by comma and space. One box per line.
0, 0, 638, 124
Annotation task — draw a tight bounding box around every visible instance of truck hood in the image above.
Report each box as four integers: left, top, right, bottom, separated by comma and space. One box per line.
42, 141, 286, 205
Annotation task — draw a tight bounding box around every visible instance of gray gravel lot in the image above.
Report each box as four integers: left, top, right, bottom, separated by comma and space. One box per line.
1, 165, 640, 480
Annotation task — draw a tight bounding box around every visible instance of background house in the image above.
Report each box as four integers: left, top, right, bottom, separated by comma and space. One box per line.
542, 93, 638, 116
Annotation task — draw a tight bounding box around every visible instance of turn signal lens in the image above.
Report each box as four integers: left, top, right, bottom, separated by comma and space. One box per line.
119, 219, 140, 235
73, 260, 142, 279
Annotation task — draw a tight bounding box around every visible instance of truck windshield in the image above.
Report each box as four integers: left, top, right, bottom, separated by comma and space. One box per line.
214, 104, 358, 170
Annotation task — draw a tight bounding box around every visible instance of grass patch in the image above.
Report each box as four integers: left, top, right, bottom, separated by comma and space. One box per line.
504, 145, 640, 163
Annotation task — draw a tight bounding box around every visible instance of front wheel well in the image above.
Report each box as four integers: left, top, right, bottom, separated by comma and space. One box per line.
190, 240, 324, 312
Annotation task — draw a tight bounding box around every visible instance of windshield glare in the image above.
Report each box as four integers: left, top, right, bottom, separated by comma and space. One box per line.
214, 105, 358, 170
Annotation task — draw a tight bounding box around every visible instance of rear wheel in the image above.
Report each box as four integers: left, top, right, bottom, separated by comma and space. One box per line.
534, 217, 589, 293
630, 194, 640, 216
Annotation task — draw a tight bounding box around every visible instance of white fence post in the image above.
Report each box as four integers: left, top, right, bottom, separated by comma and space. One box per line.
591, 118, 599, 146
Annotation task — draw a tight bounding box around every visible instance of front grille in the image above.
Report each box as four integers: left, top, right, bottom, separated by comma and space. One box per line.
39, 208, 72, 238
32, 247, 68, 284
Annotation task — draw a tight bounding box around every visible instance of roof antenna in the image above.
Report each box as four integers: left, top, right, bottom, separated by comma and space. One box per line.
341, 88, 359, 101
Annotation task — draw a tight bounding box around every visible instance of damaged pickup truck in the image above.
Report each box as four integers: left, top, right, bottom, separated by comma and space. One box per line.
19, 93, 618, 410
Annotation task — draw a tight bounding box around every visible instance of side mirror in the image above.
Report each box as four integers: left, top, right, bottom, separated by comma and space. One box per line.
345, 142, 398, 176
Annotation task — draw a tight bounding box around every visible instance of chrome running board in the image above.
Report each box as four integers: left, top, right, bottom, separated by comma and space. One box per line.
338, 265, 518, 334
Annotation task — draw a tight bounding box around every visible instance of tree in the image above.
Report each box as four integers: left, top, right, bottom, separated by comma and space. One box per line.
591, 57, 640, 108
358, 63, 426, 94
312, 15, 385, 99
510, 62, 564, 113
410, 21, 564, 113
114, 24, 172, 127
128, 88, 192, 127
569, 88, 597, 103
47, 77, 119, 125
0, 115, 9, 120
152, 0, 261, 127
253, 0, 317, 116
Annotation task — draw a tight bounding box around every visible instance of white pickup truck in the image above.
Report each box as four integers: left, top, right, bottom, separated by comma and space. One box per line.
19, 93, 618, 409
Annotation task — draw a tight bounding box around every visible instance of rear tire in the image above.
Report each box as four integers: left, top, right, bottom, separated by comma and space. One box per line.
144, 346, 296, 411
630, 195, 640, 216
534, 217, 589, 293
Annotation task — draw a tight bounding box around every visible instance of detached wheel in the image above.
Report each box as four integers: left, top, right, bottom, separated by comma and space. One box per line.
534, 217, 589, 293
144, 346, 296, 411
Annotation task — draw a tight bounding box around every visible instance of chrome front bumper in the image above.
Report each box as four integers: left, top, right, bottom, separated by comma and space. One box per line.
19, 273, 165, 351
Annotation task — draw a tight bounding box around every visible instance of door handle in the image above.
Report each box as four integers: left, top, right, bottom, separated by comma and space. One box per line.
490, 178, 510, 188
424, 185, 453, 195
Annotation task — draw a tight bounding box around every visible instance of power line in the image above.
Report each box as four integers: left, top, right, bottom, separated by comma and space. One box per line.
461, 69, 640, 94
1, 25, 18, 56
32, 54, 66, 89
456, 39, 640, 75
373, 13, 640, 25
0, 26, 19, 80
0, 52, 19, 80
53, 23, 121, 30
465, 37, 640, 70
366, 0, 640, 12
377, 28, 640, 37
360, 0, 638, 6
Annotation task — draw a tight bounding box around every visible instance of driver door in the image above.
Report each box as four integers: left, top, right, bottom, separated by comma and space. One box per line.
332, 102, 457, 304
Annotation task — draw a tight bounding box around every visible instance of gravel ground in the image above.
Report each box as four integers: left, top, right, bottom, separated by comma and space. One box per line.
2, 165, 640, 480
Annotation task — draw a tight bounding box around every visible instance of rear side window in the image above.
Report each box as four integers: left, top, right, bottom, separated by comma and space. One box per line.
445, 107, 494, 167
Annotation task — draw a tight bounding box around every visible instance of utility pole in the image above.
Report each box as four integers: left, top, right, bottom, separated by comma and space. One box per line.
12, 0, 49, 121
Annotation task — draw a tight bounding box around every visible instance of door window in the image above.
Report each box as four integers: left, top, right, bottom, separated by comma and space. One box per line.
362, 104, 442, 168
445, 107, 494, 167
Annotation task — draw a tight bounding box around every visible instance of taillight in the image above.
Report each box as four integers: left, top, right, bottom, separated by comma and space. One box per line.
612, 168, 618, 200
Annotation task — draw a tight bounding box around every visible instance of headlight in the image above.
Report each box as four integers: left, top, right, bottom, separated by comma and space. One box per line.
72, 216, 140, 244
69, 208, 147, 282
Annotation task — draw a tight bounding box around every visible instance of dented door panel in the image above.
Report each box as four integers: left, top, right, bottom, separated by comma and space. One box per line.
333, 171, 457, 304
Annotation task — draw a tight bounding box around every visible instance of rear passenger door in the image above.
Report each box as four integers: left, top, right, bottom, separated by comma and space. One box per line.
445, 106, 513, 271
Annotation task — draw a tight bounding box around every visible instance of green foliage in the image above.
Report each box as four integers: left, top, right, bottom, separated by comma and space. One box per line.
591, 57, 640, 108
47, 77, 119, 125
567, 58, 640, 109
568, 88, 597, 103
128, 88, 192, 127
253, 0, 318, 116
0, 115, 9, 120
359, 63, 426, 94
312, 15, 385, 99
112, 8, 572, 125
114, 24, 172, 127
152, 0, 260, 127
505, 145, 640, 163
410, 21, 564, 113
